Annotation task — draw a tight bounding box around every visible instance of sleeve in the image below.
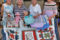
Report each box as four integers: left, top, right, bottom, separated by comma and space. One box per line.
38, 5, 42, 14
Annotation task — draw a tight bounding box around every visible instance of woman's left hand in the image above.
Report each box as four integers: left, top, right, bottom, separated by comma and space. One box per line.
34, 15, 38, 19
34, 14, 40, 19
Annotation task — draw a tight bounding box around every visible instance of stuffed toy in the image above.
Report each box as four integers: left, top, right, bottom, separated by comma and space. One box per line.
15, 12, 21, 24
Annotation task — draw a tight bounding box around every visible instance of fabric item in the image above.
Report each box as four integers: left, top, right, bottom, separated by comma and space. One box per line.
5, 29, 20, 40
15, 12, 21, 24
14, 5, 27, 18
7, 20, 19, 28
3, 17, 57, 40
1, 29, 6, 40
36, 27, 56, 40
24, 15, 35, 25
22, 27, 56, 40
22, 30, 37, 40
29, 4, 41, 16
15, 16, 20, 24
15, 12, 20, 16
44, 1, 58, 17
31, 15, 49, 30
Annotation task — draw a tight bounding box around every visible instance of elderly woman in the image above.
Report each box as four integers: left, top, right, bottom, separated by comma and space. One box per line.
29, 0, 42, 22
1, 0, 14, 40
14, 0, 27, 19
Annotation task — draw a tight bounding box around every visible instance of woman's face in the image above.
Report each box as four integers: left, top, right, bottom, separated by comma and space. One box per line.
17, 0, 23, 5
32, 0, 37, 5
6, 0, 11, 4
47, 0, 52, 2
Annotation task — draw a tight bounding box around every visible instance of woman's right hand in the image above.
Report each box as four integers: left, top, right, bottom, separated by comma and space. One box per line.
34, 15, 38, 19
34, 16, 37, 18
8, 14, 11, 17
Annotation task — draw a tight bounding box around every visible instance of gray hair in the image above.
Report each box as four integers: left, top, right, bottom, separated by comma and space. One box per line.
16, 0, 24, 4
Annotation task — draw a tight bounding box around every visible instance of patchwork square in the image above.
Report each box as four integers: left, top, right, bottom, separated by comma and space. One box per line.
36, 27, 55, 40
22, 30, 37, 40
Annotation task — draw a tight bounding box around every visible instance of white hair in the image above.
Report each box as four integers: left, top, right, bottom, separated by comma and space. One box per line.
16, 0, 24, 4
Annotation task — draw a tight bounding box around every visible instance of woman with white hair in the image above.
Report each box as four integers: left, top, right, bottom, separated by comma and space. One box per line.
29, 0, 42, 22
14, 0, 27, 19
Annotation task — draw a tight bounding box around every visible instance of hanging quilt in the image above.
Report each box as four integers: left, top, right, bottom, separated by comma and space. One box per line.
4, 17, 57, 40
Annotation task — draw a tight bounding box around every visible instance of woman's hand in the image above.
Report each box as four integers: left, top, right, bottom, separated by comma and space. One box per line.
34, 16, 38, 18
49, 14, 56, 19
34, 14, 40, 19
49, 17, 52, 20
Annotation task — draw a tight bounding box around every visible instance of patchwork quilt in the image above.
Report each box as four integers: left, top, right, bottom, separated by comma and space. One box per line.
4, 18, 57, 40
22, 27, 56, 40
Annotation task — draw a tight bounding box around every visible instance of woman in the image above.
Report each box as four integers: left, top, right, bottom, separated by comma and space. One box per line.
14, 0, 27, 19
43, 0, 57, 19
1, 0, 14, 40
29, 0, 42, 22
43, 0, 59, 40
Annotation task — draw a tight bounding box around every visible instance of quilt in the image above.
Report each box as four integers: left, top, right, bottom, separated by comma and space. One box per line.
4, 18, 57, 40
22, 27, 56, 40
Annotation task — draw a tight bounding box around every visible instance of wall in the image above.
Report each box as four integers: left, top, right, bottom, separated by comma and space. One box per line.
0, 0, 44, 10
24, 1, 44, 10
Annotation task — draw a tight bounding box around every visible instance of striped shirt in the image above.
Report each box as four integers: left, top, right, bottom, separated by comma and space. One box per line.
44, 1, 58, 17
14, 5, 27, 18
